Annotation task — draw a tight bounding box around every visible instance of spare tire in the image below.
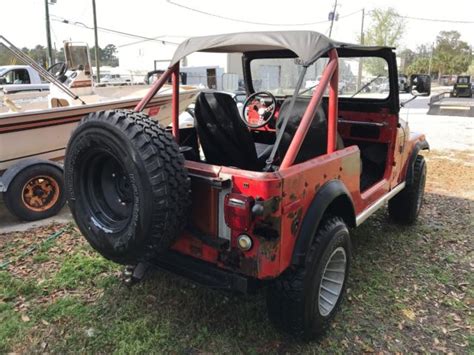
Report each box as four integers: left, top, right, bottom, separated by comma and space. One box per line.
64, 110, 190, 264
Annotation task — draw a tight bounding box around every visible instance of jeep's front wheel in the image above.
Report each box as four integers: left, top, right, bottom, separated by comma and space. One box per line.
388, 154, 427, 225
266, 217, 351, 340
64, 110, 190, 265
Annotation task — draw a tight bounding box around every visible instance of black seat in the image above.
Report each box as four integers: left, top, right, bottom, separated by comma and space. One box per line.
194, 92, 261, 170
277, 98, 335, 164
194, 93, 343, 169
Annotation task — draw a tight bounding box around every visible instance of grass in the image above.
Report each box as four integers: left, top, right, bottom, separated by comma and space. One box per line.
0, 151, 472, 353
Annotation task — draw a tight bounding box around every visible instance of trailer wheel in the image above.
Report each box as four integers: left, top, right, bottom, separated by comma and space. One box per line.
64, 110, 190, 265
266, 216, 351, 340
3, 164, 66, 221
388, 155, 427, 225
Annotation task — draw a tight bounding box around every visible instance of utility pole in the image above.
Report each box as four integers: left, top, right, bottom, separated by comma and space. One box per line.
44, 0, 53, 67
92, 0, 100, 83
357, 8, 365, 90
328, 0, 338, 38
428, 42, 434, 77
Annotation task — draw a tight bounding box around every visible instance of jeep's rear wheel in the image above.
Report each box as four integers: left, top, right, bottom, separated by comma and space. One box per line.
64, 110, 190, 264
388, 155, 426, 225
266, 217, 351, 340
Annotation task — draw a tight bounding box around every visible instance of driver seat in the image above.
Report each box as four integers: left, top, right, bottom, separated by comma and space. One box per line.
194, 92, 262, 170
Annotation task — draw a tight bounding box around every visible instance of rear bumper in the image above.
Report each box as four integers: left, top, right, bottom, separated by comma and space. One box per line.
151, 251, 259, 294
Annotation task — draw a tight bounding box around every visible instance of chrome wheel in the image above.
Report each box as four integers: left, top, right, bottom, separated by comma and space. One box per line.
318, 247, 347, 316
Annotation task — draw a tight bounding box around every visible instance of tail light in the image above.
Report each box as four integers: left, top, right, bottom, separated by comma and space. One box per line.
224, 193, 254, 231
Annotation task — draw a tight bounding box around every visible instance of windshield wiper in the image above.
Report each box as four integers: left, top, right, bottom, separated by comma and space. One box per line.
351, 75, 381, 98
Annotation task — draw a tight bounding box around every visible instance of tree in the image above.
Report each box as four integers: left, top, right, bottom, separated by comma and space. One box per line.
433, 31, 471, 77
468, 60, 474, 76
102, 44, 118, 64
405, 44, 433, 76
90, 44, 119, 67
399, 48, 416, 74
0, 46, 17, 65
362, 8, 406, 76
406, 57, 430, 76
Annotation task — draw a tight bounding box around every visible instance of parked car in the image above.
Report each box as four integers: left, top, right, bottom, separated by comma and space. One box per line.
451, 75, 472, 98
0, 65, 50, 93
64, 31, 430, 340
398, 74, 410, 93
100, 73, 132, 86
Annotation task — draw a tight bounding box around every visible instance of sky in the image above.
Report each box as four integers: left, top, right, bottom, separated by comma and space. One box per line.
1, 0, 473, 53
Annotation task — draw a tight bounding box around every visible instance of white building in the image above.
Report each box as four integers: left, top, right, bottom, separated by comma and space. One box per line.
118, 40, 243, 90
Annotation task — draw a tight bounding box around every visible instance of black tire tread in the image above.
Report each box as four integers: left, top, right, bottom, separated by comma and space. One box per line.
67, 109, 190, 264
388, 154, 426, 225
266, 216, 347, 339
3, 164, 66, 221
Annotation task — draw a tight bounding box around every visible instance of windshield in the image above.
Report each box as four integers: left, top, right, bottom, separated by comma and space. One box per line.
0, 67, 7, 76
250, 56, 390, 99
64, 43, 91, 73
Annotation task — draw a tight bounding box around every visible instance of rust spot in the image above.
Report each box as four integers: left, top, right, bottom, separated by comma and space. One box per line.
253, 217, 280, 239
291, 218, 299, 235
259, 238, 279, 260
291, 208, 303, 236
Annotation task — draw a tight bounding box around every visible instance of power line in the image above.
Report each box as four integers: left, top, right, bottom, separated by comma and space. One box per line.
363, 10, 474, 24
118, 36, 169, 48
396, 14, 474, 24
51, 16, 180, 45
338, 9, 364, 20
166, 0, 330, 26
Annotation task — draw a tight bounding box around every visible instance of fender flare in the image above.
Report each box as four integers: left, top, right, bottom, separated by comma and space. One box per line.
406, 140, 429, 185
0, 159, 63, 193
291, 179, 356, 266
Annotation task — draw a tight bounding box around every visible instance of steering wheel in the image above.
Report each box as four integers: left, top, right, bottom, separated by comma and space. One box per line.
241, 91, 277, 128
46, 62, 67, 79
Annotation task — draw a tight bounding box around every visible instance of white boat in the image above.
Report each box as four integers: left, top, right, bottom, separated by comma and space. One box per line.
0, 39, 199, 171
0, 37, 198, 221
0, 86, 198, 171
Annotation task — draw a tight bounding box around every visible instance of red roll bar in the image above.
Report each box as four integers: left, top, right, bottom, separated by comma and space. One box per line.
134, 64, 176, 112
171, 62, 180, 143
134, 63, 180, 143
280, 49, 339, 169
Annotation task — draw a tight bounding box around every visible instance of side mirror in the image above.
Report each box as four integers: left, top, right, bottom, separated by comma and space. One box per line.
0, 77, 6, 85
410, 74, 431, 96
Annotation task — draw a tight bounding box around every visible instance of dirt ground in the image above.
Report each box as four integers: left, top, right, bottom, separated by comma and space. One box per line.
0, 149, 472, 353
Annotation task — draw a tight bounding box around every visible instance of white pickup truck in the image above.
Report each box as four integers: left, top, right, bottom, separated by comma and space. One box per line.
0, 65, 50, 94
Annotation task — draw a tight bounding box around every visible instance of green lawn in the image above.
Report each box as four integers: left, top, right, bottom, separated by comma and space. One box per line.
1, 151, 472, 353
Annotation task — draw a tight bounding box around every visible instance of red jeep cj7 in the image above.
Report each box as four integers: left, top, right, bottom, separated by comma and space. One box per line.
65, 31, 430, 339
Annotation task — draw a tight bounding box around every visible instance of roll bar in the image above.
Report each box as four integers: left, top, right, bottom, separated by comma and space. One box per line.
135, 48, 340, 169
280, 49, 339, 169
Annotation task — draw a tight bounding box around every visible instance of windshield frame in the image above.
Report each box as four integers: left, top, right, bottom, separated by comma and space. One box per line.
242, 47, 399, 114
